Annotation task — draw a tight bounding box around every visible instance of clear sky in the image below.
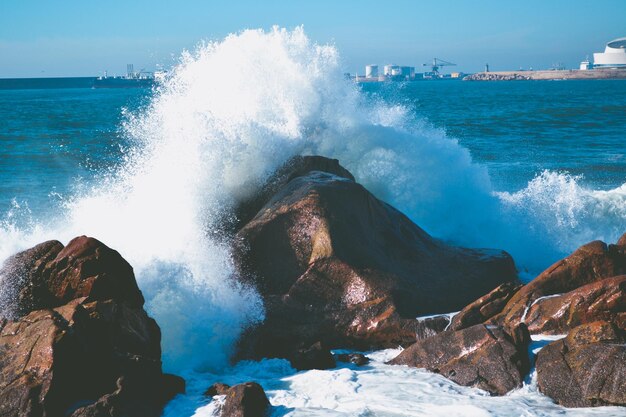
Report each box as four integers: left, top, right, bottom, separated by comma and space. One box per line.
1, 0, 625, 77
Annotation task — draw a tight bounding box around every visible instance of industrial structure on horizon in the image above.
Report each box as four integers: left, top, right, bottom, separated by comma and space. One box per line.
352, 37, 626, 83
355, 58, 464, 82
465, 37, 626, 81
582, 37, 626, 69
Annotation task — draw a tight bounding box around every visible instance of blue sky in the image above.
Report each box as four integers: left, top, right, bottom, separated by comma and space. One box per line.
1, 0, 625, 77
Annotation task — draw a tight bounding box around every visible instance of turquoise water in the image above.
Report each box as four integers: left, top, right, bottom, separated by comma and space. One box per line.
2, 80, 624, 219
362, 80, 626, 191
0, 87, 151, 216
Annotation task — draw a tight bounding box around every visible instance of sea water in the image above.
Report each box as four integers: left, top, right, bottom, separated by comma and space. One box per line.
0, 27, 625, 416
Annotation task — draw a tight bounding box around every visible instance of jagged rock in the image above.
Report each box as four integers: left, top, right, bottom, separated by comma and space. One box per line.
449, 282, 521, 331
388, 324, 530, 395
289, 342, 336, 371
219, 382, 270, 417
235, 156, 518, 359
492, 238, 626, 330
524, 275, 626, 334
536, 321, 626, 407
335, 353, 369, 366
0, 237, 182, 417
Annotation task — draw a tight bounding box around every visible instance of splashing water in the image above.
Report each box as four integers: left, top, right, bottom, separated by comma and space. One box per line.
0, 27, 625, 377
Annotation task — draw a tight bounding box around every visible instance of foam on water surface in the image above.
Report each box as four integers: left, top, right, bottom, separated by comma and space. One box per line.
165, 348, 624, 417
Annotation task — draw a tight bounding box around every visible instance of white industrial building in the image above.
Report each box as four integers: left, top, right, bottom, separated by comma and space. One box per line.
593, 37, 626, 68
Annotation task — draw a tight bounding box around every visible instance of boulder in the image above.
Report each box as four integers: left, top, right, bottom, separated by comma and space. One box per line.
218, 382, 270, 417
492, 238, 626, 330
0, 237, 182, 417
0, 236, 144, 320
387, 323, 530, 395
536, 321, 626, 407
289, 342, 336, 371
523, 275, 626, 334
234, 156, 518, 359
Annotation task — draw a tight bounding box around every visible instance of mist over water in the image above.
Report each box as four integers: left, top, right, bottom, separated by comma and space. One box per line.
0, 27, 625, 378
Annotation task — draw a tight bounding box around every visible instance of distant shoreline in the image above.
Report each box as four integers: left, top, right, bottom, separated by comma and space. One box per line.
0, 77, 97, 90
464, 68, 626, 81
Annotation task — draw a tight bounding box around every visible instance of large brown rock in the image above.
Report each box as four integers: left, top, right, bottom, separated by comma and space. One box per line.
0, 236, 144, 319
524, 275, 626, 334
0, 237, 182, 417
536, 321, 626, 407
235, 156, 518, 358
388, 323, 530, 395
492, 238, 626, 330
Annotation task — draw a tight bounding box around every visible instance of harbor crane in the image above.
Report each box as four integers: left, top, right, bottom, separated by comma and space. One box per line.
423, 58, 456, 76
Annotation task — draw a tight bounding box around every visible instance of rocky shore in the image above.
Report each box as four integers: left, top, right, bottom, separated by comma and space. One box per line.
0, 236, 184, 417
1, 156, 624, 416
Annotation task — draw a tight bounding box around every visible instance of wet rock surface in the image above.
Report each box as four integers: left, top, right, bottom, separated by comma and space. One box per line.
0, 236, 144, 319
209, 382, 270, 417
524, 275, 626, 334
449, 282, 522, 331
414, 314, 452, 340
388, 323, 530, 395
536, 321, 626, 407
234, 156, 518, 359
204, 383, 232, 397
493, 238, 626, 330
289, 342, 336, 371
0, 236, 182, 417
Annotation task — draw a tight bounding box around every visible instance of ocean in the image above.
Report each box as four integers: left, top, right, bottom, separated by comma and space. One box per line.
1, 27, 625, 416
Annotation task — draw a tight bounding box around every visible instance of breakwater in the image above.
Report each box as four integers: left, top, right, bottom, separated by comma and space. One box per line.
465, 68, 626, 81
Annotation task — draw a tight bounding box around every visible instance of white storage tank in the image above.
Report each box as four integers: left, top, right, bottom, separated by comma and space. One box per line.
365, 65, 378, 78
383, 65, 398, 76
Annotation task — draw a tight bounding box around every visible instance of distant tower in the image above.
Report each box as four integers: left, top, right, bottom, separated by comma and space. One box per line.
485, 63, 490, 72
127, 64, 134, 77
